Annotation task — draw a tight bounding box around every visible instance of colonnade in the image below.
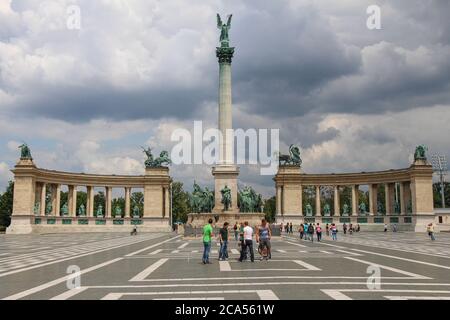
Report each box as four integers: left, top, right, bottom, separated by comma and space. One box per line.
275, 182, 412, 216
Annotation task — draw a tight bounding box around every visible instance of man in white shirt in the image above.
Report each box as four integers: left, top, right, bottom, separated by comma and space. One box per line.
238, 221, 254, 262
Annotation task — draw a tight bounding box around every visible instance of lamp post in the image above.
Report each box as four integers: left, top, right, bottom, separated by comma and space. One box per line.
431, 154, 448, 209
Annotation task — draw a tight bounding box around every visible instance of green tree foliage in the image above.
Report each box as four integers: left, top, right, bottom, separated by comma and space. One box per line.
94, 191, 105, 216
433, 182, 450, 208
172, 182, 190, 223
263, 196, 276, 222
112, 197, 125, 217
0, 181, 14, 227
76, 191, 87, 215
131, 191, 144, 216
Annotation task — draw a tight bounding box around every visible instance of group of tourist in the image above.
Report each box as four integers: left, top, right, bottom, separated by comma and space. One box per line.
298, 223, 338, 242
201, 219, 439, 264
201, 218, 272, 264
280, 222, 294, 234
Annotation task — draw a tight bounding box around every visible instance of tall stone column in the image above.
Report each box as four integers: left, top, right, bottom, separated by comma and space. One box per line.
105, 186, 112, 218
385, 183, 395, 215
68, 185, 77, 216
315, 185, 321, 216
164, 187, 170, 218
334, 185, 340, 216
351, 185, 358, 216
40, 183, 46, 216
54, 184, 61, 216
87, 186, 94, 217
369, 184, 377, 215
399, 182, 406, 215
276, 186, 282, 216
212, 40, 239, 213
125, 187, 131, 218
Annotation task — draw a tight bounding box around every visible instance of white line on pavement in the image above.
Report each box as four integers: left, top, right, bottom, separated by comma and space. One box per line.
101, 289, 278, 300
231, 249, 239, 255
0, 236, 159, 278
149, 249, 163, 255
50, 287, 89, 300
129, 259, 169, 281
293, 260, 322, 271
126, 235, 181, 257
322, 289, 450, 301
3, 258, 122, 300
344, 257, 430, 279
219, 261, 232, 271
177, 242, 189, 249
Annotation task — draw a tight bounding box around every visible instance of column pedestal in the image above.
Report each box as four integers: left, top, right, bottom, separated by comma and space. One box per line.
212, 165, 239, 214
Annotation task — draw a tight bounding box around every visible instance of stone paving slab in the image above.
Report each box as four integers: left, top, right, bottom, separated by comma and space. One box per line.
1, 232, 450, 300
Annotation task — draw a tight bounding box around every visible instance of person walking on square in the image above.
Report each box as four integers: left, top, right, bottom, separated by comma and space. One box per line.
307, 223, 314, 242
330, 223, 338, 241
304, 223, 309, 240
219, 222, 229, 261
325, 223, 330, 237
356, 224, 361, 232
343, 223, 347, 235
299, 224, 304, 240
289, 222, 293, 234
256, 218, 272, 261
316, 223, 322, 242
427, 223, 436, 241
239, 221, 254, 262
202, 218, 214, 264
280, 223, 284, 235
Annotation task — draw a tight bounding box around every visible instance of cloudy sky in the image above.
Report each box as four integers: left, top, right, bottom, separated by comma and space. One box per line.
1, 0, 449, 197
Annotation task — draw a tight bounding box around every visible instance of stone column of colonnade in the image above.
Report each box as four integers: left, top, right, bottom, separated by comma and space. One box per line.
105, 186, 112, 218
164, 186, 170, 218
276, 186, 282, 216
51, 184, 61, 216
351, 185, 358, 216
315, 185, 321, 216
68, 185, 77, 216
40, 182, 46, 216
125, 187, 131, 218
86, 186, 94, 217
334, 185, 340, 216
385, 183, 395, 215
399, 182, 412, 215
369, 184, 377, 215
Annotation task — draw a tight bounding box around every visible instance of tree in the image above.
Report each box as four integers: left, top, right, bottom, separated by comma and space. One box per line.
172, 182, 190, 223
433, 182, 450, 208
112, 197, 125, 217
263, 196, 276, 222
76, 191, 87, 215
0, 181, 14, 227
94, 191, 105, 216
131, 192, 144, 217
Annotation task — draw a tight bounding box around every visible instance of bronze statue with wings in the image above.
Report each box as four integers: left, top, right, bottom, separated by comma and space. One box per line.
217, 14, 232, 45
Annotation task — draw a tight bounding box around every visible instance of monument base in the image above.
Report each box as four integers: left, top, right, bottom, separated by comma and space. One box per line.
212, 165, 239, 213
187, 212, 265, 228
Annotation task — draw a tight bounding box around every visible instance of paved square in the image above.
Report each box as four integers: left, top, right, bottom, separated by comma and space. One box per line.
1, 232, 450, 300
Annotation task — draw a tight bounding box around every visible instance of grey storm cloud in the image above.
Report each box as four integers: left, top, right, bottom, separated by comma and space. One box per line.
1, 0, 450, 124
